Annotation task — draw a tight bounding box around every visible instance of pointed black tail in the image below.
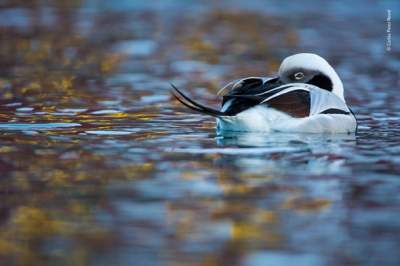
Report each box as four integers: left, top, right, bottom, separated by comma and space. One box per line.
170, 84, 225, 117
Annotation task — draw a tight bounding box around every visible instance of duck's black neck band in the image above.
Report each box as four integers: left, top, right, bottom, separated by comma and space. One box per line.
307, 74, 333, 92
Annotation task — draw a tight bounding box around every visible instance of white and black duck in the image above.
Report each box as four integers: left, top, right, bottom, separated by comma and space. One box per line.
171, 53, 357, 133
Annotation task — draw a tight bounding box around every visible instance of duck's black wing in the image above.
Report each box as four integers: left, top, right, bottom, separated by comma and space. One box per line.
222, 77, 280, 102
222, 82, 314, 117
170, 79, 309, 118
170, 77, 281, 117
220, 77, 283, 115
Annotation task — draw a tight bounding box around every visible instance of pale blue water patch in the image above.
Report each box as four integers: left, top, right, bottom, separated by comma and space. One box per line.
115, 40, 157, 57
169, 61, 228, 81
130, 79, 171, 91
171, 60, 211, 73
0, 8, 29, 28
3, 102, 22, 107
16, 107, 34, 112
90, 109, 123, 115
243, 252, 325, 266
51, 112, 79, 116
107, 73, 151, 85
56, 108, 87, 113
85, 130, 134, 135
113, 201, 166, 222
140, 94, 170, 104
97, 100, 121, 106
0, 123, 81, 130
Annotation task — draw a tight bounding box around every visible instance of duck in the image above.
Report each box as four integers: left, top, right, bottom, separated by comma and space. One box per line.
171, 53, 357, 134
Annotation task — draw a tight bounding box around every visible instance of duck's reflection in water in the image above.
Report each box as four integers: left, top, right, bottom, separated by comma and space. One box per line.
159, 133, 358, 265
216, 131, 356, 149
213, 131, 356, 177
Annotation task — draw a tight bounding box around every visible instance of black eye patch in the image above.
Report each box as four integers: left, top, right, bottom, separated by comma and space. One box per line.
307, 73, 333, 91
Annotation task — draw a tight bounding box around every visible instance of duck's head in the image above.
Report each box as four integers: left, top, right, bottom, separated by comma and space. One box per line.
278, 53, 344, 100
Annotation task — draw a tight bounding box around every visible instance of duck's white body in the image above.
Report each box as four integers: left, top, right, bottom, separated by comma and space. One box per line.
217, 106, 356, 133
217, 83, 356, 133
172, 53, 357, 134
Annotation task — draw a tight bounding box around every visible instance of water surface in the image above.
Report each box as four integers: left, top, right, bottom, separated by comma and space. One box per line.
0, 1, 399, 265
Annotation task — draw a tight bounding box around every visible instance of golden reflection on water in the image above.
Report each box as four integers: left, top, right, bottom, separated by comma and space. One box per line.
0, 1, 124, 107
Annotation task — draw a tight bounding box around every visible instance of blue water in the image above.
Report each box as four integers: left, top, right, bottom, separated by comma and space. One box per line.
0, 1, 399, 265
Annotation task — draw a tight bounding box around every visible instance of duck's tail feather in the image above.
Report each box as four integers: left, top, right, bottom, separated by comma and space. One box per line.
170, 84, 225, 117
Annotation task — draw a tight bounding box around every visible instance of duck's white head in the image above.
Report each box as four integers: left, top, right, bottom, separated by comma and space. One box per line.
278, 53, 344, 101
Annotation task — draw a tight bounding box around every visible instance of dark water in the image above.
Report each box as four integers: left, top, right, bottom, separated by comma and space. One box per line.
0, 1, 400, 265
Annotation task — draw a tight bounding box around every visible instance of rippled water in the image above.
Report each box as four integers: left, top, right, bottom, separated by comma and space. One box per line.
0, 1, 399, 265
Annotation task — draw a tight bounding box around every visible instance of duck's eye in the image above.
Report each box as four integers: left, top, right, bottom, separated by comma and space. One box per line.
294, 72, 304, 80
